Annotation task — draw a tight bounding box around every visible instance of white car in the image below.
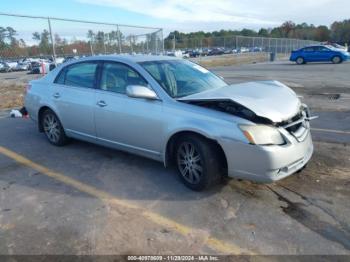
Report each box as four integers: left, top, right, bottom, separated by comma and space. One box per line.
15, 62, 30, 71
5, 61, 18, 72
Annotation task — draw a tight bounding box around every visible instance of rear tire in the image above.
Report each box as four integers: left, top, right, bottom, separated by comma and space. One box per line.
41, 109, 69, 146
296, 57, 305, 65
332, 56, 342, 64
175, 135, 221, 191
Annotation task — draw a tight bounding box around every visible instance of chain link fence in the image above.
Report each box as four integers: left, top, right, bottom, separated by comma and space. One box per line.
1, 12, 320, 63
165, 35, 319, 56
0, 12, 164, 62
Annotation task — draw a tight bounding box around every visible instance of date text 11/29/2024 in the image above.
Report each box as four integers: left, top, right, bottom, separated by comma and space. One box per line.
127, 255, 219, 261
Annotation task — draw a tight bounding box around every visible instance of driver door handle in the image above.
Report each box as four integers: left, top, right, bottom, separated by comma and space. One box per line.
97, 100, 107, 107
53, 93, 60, 99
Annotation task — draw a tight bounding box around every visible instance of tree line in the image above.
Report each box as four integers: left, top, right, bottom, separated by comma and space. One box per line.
0, 26, 158, 58
165, 20, 350, 45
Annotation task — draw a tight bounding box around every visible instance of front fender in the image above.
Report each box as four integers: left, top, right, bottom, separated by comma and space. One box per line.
162, 116, 247, 165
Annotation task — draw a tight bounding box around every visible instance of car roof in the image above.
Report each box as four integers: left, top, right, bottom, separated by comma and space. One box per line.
303, 45, 336, 49
73, 54, 181, 64
303, 45, 321, 48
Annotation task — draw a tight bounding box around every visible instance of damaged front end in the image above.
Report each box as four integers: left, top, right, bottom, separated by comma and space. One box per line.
182, 99, 317, 143
184, 99, 273, 125
177, 81, 316, 182
277, 103, 318, 142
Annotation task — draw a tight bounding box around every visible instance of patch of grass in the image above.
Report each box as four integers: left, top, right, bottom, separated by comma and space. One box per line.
191, 53, 289, 68
0, 83, 26, 109
191, 53, 270, 67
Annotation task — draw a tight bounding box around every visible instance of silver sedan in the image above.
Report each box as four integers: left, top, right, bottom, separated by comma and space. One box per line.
25, 55, 314, 190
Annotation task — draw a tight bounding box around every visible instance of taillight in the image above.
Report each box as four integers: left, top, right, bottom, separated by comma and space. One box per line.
25, 84, 31, 94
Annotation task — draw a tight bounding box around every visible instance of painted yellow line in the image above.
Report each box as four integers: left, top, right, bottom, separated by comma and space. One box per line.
0, 146, 251, 255
311, 128, 350, 135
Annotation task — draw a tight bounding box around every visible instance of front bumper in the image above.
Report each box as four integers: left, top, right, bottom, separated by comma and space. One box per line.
343, 55, 350, 61
219, 128, 313, 183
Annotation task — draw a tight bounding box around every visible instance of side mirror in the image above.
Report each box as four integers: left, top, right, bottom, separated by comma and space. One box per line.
126, 85, 158, 100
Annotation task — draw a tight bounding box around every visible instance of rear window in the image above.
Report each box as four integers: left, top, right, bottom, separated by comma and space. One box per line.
55, 62, 98, 88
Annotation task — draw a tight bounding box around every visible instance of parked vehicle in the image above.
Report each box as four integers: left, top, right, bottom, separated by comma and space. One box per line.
63, 56, 78, 63
184, 49, 200, 58
200, 48, 211, 56
25, 55, 315, 190
250, 47, 263, 52
208, 48, 224, 56
30, 60, 51, 74
182, 51, 190, 58
166, 50, 184, 58
15, 62, 30, 71
0, 62, 10, 72
238, 47, 249, 53
322, 42, 347, 52
290, 45, 350, 64
223, 48, 233, 54
4, 61, 18, 72
55, 57, 65, 64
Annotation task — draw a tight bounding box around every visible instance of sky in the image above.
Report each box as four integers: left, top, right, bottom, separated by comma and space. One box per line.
0, 0, 349, 42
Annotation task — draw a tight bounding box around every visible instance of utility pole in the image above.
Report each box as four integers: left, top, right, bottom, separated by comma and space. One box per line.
117, 25, 122, 54
47, 17, 56, 65
89, 41, 93, 55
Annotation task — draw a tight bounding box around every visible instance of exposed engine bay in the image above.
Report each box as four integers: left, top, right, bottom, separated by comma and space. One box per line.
182, 99, 316, 141
183, 99, 275, 125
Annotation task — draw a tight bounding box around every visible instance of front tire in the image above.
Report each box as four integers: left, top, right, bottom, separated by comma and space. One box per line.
175, 135, 221, 191
332, 56, 342, 64
42, 109, 68, 146
296, 57, 305, 65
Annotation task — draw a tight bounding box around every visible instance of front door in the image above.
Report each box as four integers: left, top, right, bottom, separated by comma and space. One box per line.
94, 61, 164, 159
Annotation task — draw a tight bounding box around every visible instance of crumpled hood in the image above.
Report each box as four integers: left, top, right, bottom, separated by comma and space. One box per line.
178, 80, 301, 123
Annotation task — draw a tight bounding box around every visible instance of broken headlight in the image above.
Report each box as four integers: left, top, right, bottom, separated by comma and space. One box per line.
239, 125, 285, 145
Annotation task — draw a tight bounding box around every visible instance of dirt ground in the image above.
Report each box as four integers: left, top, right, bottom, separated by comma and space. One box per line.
0, 71, 40, 109
190, 52, 276, 67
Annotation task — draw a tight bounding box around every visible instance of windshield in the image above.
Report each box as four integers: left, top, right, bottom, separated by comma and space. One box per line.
139, 59, 227, 98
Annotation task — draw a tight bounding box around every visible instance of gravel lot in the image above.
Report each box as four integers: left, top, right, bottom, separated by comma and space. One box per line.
0, 60, 349, 255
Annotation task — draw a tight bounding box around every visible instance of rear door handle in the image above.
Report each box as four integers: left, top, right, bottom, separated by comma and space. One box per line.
53, 93, 60, 99
97, 100, 107, 107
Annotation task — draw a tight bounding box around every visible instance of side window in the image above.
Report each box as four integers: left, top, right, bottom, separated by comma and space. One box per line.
100, 62, 147, 94
319, 46, 329, 52
63, 62, 98, 88
303, 47, 314, 52
55, 69, 66, 84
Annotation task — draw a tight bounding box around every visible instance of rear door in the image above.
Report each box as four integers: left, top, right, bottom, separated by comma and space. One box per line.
94, 61, 164, 158
52, 61, 98, 140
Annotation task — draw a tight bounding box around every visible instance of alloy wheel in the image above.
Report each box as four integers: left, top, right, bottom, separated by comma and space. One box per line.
43, 113, 61, 143
333, 56, 341, 64
177, 142, 203, 184
297, 57, 304, 64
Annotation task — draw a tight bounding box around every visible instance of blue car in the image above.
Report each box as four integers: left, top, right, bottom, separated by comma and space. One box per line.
290, 45, 350, 64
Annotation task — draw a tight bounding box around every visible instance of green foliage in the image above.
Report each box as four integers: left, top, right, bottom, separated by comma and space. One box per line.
31, 30, 51, 54
164, 20, 345, 44
0, 26, 18, 48
331, 19, 350, 45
